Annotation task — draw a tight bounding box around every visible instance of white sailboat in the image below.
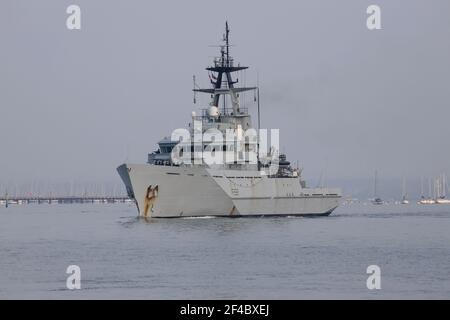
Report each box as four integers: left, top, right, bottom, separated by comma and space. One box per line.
401, 176, 409, 204
371, 170, 383, 205
418, 176, 435, 204
435, 173, 450, 204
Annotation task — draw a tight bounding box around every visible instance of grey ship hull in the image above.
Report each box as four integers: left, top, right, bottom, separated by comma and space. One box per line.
117, 163, 342, 218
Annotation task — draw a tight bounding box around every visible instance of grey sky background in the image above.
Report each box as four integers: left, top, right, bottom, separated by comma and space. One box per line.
1, 0, 450, 198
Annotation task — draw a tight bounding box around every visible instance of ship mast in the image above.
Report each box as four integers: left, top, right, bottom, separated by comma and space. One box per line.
194, 22, 256, 116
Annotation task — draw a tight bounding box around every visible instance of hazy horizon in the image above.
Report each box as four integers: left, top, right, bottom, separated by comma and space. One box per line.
1, 1, 450, 196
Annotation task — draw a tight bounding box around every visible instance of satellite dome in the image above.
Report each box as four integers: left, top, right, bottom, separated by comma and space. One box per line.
208, 106, 220, 119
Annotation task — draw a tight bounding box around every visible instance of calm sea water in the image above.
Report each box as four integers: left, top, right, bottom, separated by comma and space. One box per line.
0, 202, 449, 299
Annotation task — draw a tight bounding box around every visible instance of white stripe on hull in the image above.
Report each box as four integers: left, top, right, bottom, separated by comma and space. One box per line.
117, 163, 342, 218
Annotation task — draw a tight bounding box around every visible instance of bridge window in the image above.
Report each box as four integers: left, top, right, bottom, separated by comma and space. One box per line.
160, 146, 174, 153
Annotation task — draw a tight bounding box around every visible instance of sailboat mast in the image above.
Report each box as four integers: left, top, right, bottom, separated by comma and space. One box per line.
374, 170, 378, 198
402, 176, 406, 199
428, 177, 432, 199
437, 176, 441, 198
420, 176, 424, 198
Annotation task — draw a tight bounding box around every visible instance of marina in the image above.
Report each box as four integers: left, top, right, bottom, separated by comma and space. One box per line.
0, 196, 132, 205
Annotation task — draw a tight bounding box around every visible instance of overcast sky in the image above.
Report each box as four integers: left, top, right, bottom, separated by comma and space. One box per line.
1, 0, 449, 196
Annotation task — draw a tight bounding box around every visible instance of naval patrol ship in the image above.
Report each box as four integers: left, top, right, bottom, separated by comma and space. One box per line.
117, 23, 341, 218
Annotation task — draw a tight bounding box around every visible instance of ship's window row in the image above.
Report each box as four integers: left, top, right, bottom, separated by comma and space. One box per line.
166, 144, 255, 153
164, 172, 266, 179
226, 176, 262, 179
